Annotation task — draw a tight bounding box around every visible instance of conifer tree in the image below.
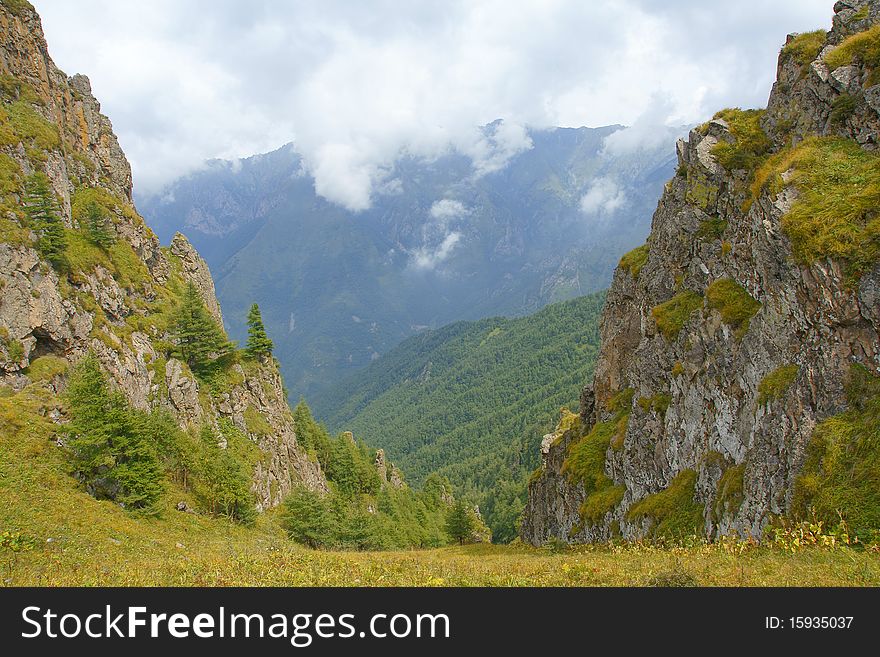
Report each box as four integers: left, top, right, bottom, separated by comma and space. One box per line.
23, 173, 67, 268
171, 283, 230, 373
65, 354, 164, 509
445, 499, 475, 545
245, 303, 273, 357
282, 487, 335, 549
195, 425, 256, 524
84, 200, 114, 249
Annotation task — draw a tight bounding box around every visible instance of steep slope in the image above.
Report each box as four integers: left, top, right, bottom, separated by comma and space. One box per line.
522, 0, 880, 545
139, 125, 679, 401
0, 0, 325, 511
314, 292, 605, 541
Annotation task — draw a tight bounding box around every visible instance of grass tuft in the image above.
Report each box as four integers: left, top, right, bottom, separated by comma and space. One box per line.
652, 291, 703, 341
758, 365, 800, 405
706, 278, 761, 339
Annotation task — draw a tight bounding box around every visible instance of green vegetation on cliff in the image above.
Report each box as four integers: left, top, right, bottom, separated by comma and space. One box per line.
824, 23, 880, 85
4, 381, 877, 586
652, 291, 703, 340
781, 30, 826, 73
753, 137, 880, 279
312, 292, 606, 543
758, 365, 800, 405
793, 365, 880, 543
706, 278, 761, 338
710, 108, 772, 173
626, 469, 705, 539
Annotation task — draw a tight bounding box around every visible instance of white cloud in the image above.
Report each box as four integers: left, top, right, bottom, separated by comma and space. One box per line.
602, 94, 689, 156
410, 232, 462, 271
32, 0, 834, 208
430, 199, 469, 221
580, 177, 627, 216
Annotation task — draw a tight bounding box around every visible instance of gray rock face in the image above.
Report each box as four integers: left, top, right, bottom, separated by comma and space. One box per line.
169, 232, 224, 325
522, 1, 880, 545
0, 2, 328, 508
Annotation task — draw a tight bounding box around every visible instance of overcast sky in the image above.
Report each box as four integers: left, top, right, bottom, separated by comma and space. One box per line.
33, 0, 833, 210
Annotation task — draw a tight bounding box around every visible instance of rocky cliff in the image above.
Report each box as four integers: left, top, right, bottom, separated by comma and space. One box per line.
522, 0, 880, 545
0, 0, 326, 510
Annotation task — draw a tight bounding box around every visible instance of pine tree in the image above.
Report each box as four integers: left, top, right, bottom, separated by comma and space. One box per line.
84, 200, 114, 249
292, 400, 333, 470
245, 303, 273, 357
282, 487, 335, 549
23, 172, 67, 268
171, 283, 230, 373
445, 499, 475, 545
65, 354, 164, 509
195, 425, 256, 524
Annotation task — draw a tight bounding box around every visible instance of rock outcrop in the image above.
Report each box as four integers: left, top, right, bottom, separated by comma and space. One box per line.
0, 1, 326, 509
522, 0, 880, 545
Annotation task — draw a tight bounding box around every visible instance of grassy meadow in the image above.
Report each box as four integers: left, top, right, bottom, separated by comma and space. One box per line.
2, 382, 879, 588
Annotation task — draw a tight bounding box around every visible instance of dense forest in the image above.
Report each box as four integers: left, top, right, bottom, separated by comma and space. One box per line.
313, 291, 606, 541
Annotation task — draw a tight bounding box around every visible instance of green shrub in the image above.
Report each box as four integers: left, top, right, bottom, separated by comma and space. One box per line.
706, 278, 761, 338
563, 390, 632, 526
282, 487, 335, 548
243, 405, 272, 436
758, 364, 799, 405
194, 425, 257, 525
711, 108, 772, 173
652, 291, 703, 340
6, 338, 24, 362
626, 469, 705, 539
619, 244, 649, 277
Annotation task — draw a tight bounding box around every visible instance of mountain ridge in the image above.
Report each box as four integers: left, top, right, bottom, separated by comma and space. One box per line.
522, 0, 880, 545
139, 123, 681, 401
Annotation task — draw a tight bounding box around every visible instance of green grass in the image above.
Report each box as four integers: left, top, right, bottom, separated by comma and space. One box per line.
619, 244, 649, 277
626, 469, 705, 539
0, 0, 33, 18
0, 101, 60, 156
825, 23, 880, 86
710, 108, 772, 173
697, 217, 728, 241
22, 355, 68, 382
2, 383, 879, 586
580, 485, 626, 526
706, 278, 761, 339
652, 291, 703, 341
244, 404, 273, 436
781, 30, 826, 72
758, 365, 800, 405
792, 365, 880, 544
563, 390, 633, 529
713, 464, 745, 522
65, 228, 150, 290
752, 137, 880, 279
637, 393, 672, 417
830, 93, 858, 126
